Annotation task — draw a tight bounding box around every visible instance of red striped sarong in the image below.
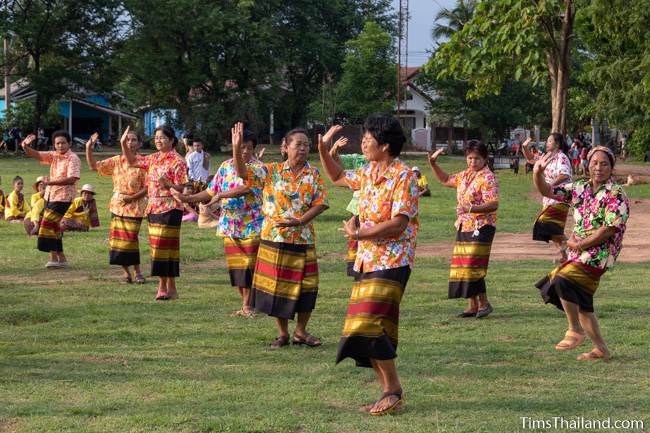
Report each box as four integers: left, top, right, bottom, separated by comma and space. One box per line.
224, 236, 260, 289
336, 266, 411, 368
148, 209, 182, 277
109, 214, 143, 266
536, 260, 606, 312
37, 201, 70, 253
448, 225, 495, 298
533, 203, 570, 242
250, 240, 318, 319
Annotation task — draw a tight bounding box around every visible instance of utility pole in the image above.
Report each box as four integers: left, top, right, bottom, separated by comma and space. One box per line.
3, 35, 9, 118
396, 0, 409, 122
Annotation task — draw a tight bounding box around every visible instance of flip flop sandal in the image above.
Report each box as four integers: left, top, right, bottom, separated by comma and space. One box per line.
122, 275, 133, 284
457, 310, 477, 318
230, 309, 245, 317
242, 308, 256, 318
134, 274, 146, 284
292, 333, 322, 347
555, 330, 586, 351
370, 391, 404, 416
270, 335, 290, 349
577, 347, 611, 361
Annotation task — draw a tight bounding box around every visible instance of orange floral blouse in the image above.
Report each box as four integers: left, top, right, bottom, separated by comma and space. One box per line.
247, 161, 328, 244
344, 158, 419, 272
449, 166, 499, 232
136, 150, 188, 215
96, 155, 148, 218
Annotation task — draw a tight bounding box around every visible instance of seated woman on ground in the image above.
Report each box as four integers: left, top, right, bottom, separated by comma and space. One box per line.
24, 176, 47, 235
181, 183, 200, 223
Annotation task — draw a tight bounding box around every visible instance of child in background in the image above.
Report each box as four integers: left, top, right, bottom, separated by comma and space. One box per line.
5, 176, 30, 222
24, 176, 47, 235
412, 167, 431, 197
181, 183, 199, 222
60, 184, 100, 232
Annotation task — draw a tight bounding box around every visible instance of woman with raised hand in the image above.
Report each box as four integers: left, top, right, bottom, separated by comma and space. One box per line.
121, 125, 188, 300
523, 133, 572, 262
319, 115, 418, 416
233, 122, 329, 349
428, 140, 499, 319
21, 131, 81, 268
87, 130, 148, 284
172, 127, 261, 317
534, 146, 629, 361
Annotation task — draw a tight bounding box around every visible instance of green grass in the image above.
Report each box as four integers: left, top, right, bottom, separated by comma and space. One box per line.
1, 153, 649, 432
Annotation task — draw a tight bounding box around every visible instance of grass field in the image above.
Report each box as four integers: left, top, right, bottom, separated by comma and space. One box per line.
1, 152, 649, 433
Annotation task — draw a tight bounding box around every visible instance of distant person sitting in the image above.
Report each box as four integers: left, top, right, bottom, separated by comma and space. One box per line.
412, 167, 431, 197
181, 183, 200, 223
186, 139, 211, 182
60, 184, 100, 232
4, 176, 30, 222
24, 176, 47, 236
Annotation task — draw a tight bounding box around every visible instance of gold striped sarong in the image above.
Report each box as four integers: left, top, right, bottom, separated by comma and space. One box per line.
251, 240, 318, 319
148, 209, 182, 277
536, 260, 605, 312
224, 236, 260, 289
533, 203, 570, 242
37, 201, 70, 253
336, 266, 411, 368
109, 214, 143, 266
448, 225, 495, 298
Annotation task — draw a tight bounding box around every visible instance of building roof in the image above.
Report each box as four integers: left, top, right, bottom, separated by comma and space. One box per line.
400, 67, 420, 84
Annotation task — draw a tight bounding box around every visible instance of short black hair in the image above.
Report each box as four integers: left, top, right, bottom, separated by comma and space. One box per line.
51, 130, 71, 144
363, 115, 406, 157
464, 139, 489, 159
13, 175, 23, 183
550, 132, 567, 154
243, 129, 258, 148
153, 125, 178, 148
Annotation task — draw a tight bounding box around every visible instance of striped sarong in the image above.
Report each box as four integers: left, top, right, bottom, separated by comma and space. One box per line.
148, 209, 182, 277
109, 214, 143, 266
250, 240, 318, 320
536, 260, 605, 313
336, 266, 411, 368
224, 236, 260, 289
533, 203, 570, 242
37, 201, 70, 253
448, 225, 496, 299
346, 239, 358, 277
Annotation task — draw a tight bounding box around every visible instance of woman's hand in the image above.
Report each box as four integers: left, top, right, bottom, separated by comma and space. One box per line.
21, 134, 37, 149
522, 137, 532, 148
459, 202, 472, 213
338, 217, 357, 239
86, 132, 99, 149
274, 217, 302, 228
255, 147, 266, 160
170, 188, 185, 202
533, 152, 554, 175
322, 125, 343, 144
158, 175, 173, 189
231, 122, 243, 151
428, 148, 445, 164
566, 234, 584, 252
120, 126, 130, 147
331, 136, 348, 154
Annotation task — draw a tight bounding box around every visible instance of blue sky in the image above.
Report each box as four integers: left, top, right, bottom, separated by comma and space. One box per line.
390, 0, 456, 66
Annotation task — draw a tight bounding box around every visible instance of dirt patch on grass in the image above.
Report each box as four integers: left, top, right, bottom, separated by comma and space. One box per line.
0, 418, 20, 433
418, 199, 650, 263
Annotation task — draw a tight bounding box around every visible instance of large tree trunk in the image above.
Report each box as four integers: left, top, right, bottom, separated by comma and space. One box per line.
547, 0, 575, 136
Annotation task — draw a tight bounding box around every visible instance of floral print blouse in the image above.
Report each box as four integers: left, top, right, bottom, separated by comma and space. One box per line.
344, 158, 419, 273
449, 166, 499, 232
543, 151, 572, 206
96, 155, 147, 218
38, 150, 81, 202
136, 150, 188, 215
247, 161, 328, 245
553, 178, 629, 270
207, 158, 264, 239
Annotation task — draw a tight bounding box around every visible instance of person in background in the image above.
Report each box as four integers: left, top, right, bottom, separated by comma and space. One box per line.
60, 184, 100, 232
0, 175, 4, 219
186, 139, 211, 182
412, 167, 431, 197
21, 131, 81, 268
180, 183, 200, 223
4, 176, 30, 222
24, 176, 47, 236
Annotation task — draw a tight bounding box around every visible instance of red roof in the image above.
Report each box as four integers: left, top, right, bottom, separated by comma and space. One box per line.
400, 67, 420, 84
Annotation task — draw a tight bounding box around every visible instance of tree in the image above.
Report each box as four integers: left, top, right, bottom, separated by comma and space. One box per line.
428, 0, 578, 135
324, 21, 396, 123
0, 0, 124, 130
578, 0, 650, 157
431, 0, 476, 41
